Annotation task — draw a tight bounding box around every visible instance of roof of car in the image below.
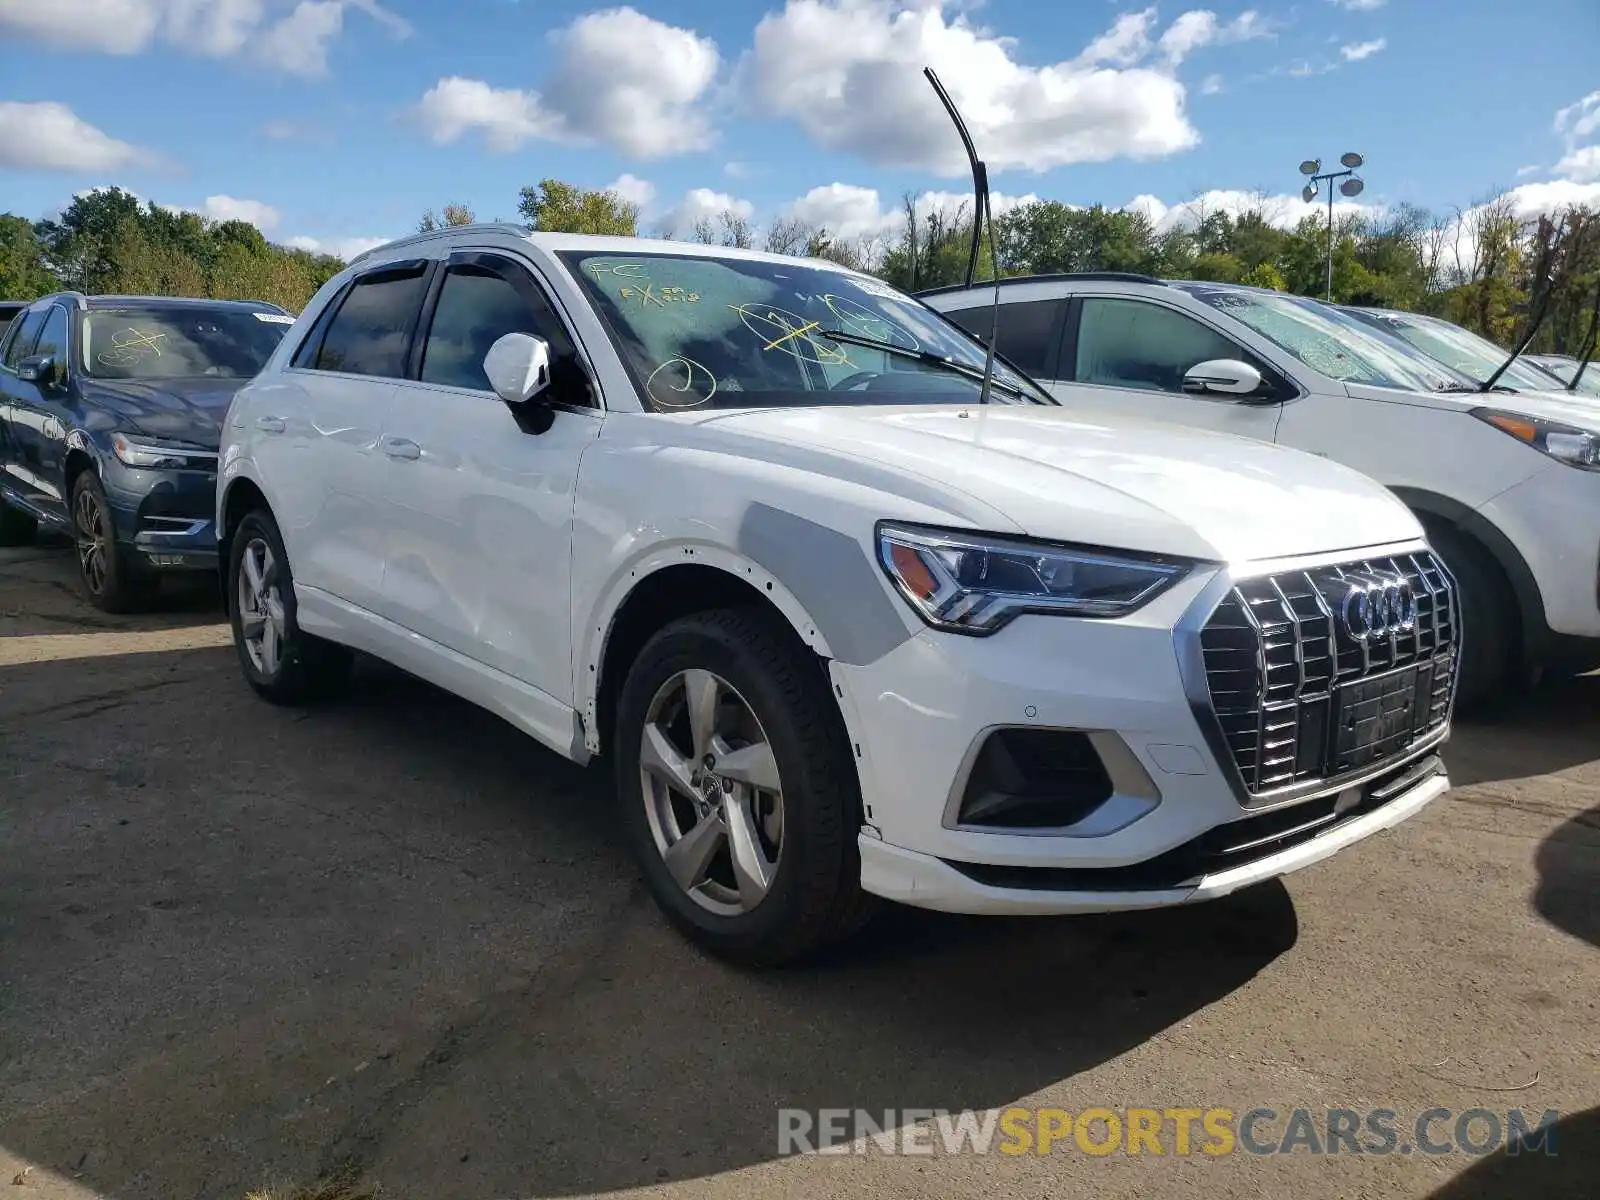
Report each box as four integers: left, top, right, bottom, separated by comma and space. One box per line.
82, 294, 290, 313
914, 271, 1166, 299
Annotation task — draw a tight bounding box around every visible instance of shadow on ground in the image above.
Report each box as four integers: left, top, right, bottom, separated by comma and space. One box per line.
0, 655, 1300, 1200
0, 541, 223, 637
1445, 673, 1600, 788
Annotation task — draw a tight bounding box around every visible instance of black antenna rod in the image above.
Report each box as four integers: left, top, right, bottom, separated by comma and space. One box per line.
1568, 276, 1600, 393
924, 67, 985, 290
925, 66, 998, 407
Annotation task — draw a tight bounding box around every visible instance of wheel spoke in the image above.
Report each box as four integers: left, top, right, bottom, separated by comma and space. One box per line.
663, 814, 725, 891
240, 612, 265, 637
682, 668, 720, 761
242, 547, 264, 598
260, 615, 280, 673
714, 740, 780, 793
640, 722, 698, 798
725, 797, 774, 905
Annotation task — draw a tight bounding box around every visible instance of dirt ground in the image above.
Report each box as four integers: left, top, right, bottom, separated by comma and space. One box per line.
1, 543, 1596, 1200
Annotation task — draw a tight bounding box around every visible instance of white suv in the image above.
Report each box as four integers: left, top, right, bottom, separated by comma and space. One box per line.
922, 275, 1600, 703
219, 228, 1456, 964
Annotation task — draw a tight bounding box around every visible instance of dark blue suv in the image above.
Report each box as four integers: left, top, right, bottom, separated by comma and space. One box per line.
0, 293, 295, 610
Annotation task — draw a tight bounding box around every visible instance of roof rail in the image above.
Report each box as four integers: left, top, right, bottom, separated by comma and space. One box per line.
914, 271, 1166, 299
347, 222, 534, 266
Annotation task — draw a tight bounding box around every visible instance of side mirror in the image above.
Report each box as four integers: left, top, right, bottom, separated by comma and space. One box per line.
1183, 358, 1263, 397
17, 353, 56, 386
484, 333, 552, 405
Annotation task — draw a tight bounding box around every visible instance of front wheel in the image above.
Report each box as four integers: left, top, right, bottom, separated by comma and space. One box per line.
227, 508, 352, 704
614, 608, 876, 965
1428, 525, 1519, 709
71, 471, 153, 613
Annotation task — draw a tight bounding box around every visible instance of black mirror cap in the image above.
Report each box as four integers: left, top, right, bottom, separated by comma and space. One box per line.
16, 353, 57, 385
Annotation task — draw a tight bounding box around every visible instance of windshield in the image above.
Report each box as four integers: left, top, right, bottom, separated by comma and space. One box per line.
1342, 310, 1558, 392
1528, 356, 1600, 397
558, 250, 1053, 411
1188, 289, 1466, 392
82, 306, 292, 380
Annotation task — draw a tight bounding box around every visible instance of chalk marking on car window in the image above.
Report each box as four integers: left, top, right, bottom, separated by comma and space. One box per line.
730, 303, 852, 367
821, 294, 920, 351
97, 328, 167, 366
583, 260, 649, 280
646, 356, 718, 409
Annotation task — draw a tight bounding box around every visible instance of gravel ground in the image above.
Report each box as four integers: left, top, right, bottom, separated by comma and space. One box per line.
1, 544, 1595, 1200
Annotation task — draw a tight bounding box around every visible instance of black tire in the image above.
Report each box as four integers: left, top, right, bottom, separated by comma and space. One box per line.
227, 507, 352, 705
1427, 524, 1519, 709
70, 470, 155, 613
614, 608, 878, 965
0, 494, 36, 546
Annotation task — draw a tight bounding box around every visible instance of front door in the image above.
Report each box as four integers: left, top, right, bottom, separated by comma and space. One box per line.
377, 250, 602, 706
1049, 296, 1287, 446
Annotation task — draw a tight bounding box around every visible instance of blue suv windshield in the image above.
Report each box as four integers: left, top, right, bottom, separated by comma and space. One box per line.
82, 306, 292, 380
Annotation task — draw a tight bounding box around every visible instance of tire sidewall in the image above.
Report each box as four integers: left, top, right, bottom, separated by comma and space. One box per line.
1429, 528, 1513, 706
614, 615, 852, 959
71, 470, 137, 612
227, 509, 303, 691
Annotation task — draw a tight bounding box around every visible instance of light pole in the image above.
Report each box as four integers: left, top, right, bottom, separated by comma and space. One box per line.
1299, 153, 1365, 301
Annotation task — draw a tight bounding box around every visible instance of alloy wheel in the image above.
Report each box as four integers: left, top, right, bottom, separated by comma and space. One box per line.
73, 486, 109, 597
639, 668, 785, 916
237, 536, 287, 677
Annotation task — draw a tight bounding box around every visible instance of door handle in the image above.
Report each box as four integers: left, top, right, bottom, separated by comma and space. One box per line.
255, 416, 286, 434
383, 437, 422, 461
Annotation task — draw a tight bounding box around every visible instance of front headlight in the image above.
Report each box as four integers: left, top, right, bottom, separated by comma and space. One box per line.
111, 432, 216, 469
876, 521, 1192, 635
1473, 408, 1600, 471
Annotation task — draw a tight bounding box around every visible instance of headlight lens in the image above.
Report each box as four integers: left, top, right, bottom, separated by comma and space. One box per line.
1473, 408, 1600, 471
876, 522, 1192, 635
111, 432, 216, 469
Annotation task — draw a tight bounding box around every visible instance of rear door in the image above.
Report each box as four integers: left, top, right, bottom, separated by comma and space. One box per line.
0, 306, 48, 509
273, 259, 432, 612
377, 248, 602, 703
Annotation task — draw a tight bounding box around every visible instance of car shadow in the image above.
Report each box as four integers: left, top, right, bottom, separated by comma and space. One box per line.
0, 655, 1299, 1200
1444, 672, 1599, 788
1424, 802, 1600, 1200
0, 540, 224, 637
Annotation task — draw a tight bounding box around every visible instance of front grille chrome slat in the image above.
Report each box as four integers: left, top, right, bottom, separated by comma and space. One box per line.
1199, 551, 1458, 802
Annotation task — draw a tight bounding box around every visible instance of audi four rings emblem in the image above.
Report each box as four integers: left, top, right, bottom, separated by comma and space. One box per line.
1340, 573, 1418, 641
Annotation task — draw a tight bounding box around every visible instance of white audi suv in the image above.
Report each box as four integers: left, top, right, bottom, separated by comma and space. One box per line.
218, 227, 1457, 963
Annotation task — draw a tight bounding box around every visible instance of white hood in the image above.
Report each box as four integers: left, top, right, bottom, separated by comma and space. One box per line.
1348, 382, 1600, 429
695, 405, 1421, 565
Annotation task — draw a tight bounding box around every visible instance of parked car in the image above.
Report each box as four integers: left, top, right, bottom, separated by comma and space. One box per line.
0, 293, 295, 609
1337, 305, 1578, 397
1523, 352, 1600, 398
219, 226, 1458, 964
0, 300, 26, 342
919, 274, 1600, 703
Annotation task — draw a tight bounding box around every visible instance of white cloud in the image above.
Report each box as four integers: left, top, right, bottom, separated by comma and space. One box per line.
1200, 73, 1224, 95
661, 187, 755, 233
745, 0, 1206, 176
1555, 90, 1600, 143
1126, 188, 1382, 235
1515, 163, 1541, 177
724, 161, 751, 179
1157, 10, 1270, 65
1330, 0, 1385, 9
413, 7, 718, 159
780, 182, 1038, 241
1339, 38, 1386, 62
0, 101, 153, 172
201, 194, 280, 230
1555, 145, 1600, 183
604, 173, 656, 208
285, 233, 389, 260
0, 0, 409, 73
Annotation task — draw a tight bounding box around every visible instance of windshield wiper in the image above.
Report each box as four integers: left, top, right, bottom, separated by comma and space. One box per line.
815, 329, 1052, 404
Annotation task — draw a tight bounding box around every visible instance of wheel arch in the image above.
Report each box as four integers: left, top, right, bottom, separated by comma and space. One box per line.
582, 550, 842, 759
1390, 485, 1545, 649
217, 475, 271, 585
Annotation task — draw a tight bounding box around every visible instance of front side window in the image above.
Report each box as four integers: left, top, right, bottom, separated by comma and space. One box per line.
1073, 298, 1249, 393
420, 265, 544, 391
313, 268, 428, 378
3, 309, 45, 369
1191, 289, 1461, 392
944, 299, 1063, 378
558, 250, 1054, 412
34, 306, 69, 365
81, 306, 289, 380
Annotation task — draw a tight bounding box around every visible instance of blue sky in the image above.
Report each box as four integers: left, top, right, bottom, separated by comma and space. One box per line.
1, 0, 1597, 259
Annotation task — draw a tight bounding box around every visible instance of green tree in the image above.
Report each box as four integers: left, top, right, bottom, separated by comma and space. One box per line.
0, 215, 59, 299
418, 203, 477, 232
517, 179, 638, 235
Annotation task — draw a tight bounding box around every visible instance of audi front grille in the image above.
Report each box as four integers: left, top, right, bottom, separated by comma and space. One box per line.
1199, 551, 1459, 800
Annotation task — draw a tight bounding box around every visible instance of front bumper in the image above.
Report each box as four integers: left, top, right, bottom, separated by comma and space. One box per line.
833, 555, 1452, 916
103, 459, 219, 573
1476, 459, 1600, 644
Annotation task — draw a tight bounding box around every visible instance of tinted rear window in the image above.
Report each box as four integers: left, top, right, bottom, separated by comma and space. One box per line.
313, 267, 429, 378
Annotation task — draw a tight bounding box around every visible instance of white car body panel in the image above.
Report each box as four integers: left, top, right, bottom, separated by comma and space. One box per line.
220, 232, 1459, 919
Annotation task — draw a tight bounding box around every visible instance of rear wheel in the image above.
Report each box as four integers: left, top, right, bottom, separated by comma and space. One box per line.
614, 608, 876, 965
228, 507, 352, 704
1427, 524, 1519, 709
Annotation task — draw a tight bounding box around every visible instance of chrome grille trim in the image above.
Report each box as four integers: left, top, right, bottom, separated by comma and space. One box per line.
1190, 546, 1460, 808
